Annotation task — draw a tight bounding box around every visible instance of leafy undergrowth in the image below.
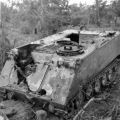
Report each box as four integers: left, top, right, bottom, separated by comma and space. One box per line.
80, 74, 120, 120
6, 29, 40, 48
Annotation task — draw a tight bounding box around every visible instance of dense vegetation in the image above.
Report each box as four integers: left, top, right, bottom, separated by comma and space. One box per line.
1, 0, 120, 71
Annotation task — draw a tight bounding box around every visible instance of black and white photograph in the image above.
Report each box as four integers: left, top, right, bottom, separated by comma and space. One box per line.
0, 0, 120, 120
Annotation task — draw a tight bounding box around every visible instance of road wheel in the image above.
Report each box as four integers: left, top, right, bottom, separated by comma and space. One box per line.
94, 79, 101, 93
101, 74, 107, 86
76, 90, 84, 109
85, 84, 93, 99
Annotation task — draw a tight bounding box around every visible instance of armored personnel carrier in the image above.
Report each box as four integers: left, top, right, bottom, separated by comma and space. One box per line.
0, 29, 120, 120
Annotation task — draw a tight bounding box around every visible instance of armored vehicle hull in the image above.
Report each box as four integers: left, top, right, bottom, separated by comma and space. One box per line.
70, 33, 120, 100
0, 29, 120, 119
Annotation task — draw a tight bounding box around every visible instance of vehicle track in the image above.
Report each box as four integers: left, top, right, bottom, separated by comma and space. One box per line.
65, 57, 120, 120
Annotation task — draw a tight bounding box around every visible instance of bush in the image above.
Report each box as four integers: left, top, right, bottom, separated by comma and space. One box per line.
0, 37, 11, 72
21, 26, 32, 34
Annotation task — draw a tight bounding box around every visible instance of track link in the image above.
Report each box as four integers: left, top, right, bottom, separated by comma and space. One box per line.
64, 57, 120, 120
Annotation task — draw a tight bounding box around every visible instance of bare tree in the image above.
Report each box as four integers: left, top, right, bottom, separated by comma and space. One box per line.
0, 2, 11, 71
96, 0, 100, 26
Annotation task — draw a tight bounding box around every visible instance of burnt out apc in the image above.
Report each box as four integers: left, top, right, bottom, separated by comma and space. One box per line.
0, 29, 120, 119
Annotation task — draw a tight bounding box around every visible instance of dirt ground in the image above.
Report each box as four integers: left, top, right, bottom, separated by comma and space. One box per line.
1, 59, 120, 120
79, 73, 120, 120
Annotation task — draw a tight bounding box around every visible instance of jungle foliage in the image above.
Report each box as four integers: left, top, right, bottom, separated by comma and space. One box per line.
0, 0, 120, 71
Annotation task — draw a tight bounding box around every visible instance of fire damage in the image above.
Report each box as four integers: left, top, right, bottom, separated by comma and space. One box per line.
0, 29, 119, 120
